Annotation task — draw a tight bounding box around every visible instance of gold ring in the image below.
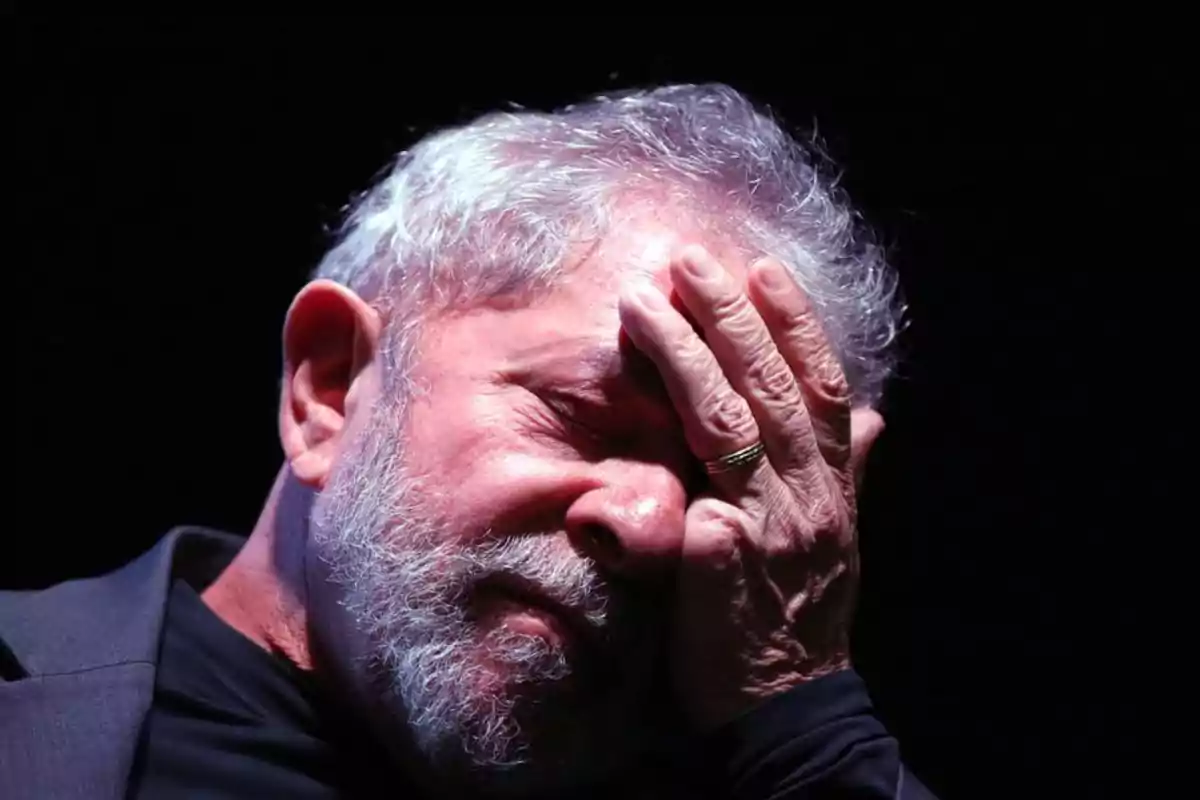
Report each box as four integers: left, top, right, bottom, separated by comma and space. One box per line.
703, 441, 767, 475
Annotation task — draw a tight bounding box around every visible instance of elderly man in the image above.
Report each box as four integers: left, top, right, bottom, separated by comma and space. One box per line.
1, 84, 934, 798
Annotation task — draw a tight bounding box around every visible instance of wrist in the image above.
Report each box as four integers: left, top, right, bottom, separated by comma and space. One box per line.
695, 668, 893, 799
687, 655, 854, 731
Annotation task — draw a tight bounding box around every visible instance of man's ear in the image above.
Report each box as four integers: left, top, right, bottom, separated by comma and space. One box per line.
279, 280, 381, 488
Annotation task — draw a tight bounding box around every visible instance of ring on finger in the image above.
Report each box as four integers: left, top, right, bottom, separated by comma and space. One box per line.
703, 440, 767, 475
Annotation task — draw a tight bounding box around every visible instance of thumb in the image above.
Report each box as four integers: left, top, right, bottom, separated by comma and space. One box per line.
848, 407, 885, 490
672, 497, 754, 729
677, 497, 750, 586
675, 497, 753, 643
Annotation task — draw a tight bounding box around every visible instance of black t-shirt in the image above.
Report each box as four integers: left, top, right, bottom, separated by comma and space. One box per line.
127, 577, 928, 799
127, 579, 403, 798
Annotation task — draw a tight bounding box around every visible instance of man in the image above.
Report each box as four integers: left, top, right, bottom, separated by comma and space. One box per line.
1, 84, 934, 798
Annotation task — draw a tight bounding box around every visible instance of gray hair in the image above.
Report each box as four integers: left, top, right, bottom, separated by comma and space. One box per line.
313, 83, 905, 407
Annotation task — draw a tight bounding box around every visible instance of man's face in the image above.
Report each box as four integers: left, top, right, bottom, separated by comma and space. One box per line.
308, 220, 741, 793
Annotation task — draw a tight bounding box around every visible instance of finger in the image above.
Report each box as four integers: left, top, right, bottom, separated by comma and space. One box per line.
675, 497, 750, 653
617, 281, 773, 500
847, 407, 885, 492
678, 495, 749, 567
672, 497, 754, 729
669, 245, 826, 484
747, 258, 853, 473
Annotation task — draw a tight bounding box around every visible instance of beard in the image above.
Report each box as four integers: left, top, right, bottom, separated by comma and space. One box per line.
308, 390, 673, 795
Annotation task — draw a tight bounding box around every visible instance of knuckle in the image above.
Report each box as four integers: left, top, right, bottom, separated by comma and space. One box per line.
817, 357, 851, 401
796, 353, 851, 407
685, 500, 748, 561
696, 387, 756, 440
748, 355, 800, 406
778, 315, 852, 402
688, 497, 741, 531
805, 489, 845, 534
709, 289, 754, 324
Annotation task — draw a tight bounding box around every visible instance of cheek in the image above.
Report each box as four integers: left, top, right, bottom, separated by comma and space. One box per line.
402, 390, 529, 502
403, 393, 593, 539
405, 376, 507, 454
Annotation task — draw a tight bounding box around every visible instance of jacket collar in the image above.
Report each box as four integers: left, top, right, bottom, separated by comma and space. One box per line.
0, 526, 245, 679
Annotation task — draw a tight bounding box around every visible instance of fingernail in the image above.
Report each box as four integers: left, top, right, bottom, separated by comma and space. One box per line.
682, 248, 718, 280
633, 284, 668, 312
755, 259, 789, 292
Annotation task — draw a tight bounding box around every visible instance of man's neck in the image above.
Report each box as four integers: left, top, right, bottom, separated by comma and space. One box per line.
201, 465, 315, 671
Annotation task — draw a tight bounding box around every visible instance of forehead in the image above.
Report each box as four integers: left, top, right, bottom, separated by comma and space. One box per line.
573, 214, 750, 299
527, 215, 751, 371
415, 214, 750, 387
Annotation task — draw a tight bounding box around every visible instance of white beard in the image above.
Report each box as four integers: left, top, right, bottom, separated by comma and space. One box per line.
308, 392, 666, 794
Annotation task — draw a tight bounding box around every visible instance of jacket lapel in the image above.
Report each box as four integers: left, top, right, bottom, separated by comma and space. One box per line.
0, 527, 245, 800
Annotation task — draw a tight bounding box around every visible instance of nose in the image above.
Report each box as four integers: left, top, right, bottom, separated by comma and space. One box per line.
563, 462, 688, 578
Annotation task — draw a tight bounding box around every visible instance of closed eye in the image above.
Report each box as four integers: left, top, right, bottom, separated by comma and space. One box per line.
540, 394, 608, 443
526, 387, 690, 471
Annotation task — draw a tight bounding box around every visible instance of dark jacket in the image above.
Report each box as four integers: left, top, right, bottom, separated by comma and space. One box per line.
0, 528, 240, 800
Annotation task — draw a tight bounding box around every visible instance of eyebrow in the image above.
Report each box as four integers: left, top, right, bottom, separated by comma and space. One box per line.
505, 338, 698, 477
508, 338, 675, 416
571, 344, 628, 384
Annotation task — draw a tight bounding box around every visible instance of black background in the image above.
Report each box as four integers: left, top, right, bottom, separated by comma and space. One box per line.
12, 16, 1187, 797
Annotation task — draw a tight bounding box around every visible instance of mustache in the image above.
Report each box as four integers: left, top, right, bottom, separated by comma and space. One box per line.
461, 533, 610, 625
504, 539, 670, 651
425, 530, 662, 655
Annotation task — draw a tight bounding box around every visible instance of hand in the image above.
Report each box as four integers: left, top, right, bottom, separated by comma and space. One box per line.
618, 245, 885, 730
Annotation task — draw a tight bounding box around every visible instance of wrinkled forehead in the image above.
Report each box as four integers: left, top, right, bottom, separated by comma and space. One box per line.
576, 212, 754, 299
